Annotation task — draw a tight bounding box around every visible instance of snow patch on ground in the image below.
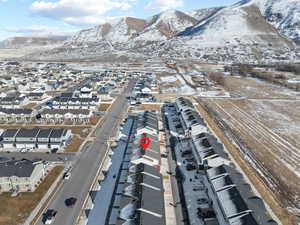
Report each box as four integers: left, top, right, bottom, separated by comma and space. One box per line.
197, 91, 231, 97
288, 78, 300, 83
160, 76, 178, 83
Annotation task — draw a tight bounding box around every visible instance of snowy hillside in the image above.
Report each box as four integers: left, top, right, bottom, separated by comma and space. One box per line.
187, 7, 223, 22
178, 2, 294, 48
71, 10, 197, 44
21, 0, 300, 63
71, 17, 147, 44
252, 0, 300, 44
135, 10, 198, 41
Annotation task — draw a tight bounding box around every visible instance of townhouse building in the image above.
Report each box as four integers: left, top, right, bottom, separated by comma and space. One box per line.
0, 159, 45, 192
1, 128, 72, 150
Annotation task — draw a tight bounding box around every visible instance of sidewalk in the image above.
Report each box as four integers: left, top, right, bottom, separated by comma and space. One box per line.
24, 166, 65, 225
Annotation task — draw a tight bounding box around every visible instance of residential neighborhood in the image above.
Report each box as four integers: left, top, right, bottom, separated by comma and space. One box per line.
0, 59, 294, 225
1, 0, 300, 224
0, 53, 299, 225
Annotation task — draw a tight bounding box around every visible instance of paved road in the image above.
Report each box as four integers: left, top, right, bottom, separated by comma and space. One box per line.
0, 152, 75, 162
35, 79, 134, 225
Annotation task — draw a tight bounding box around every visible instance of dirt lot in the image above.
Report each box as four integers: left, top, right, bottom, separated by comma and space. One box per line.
64, 136, 84, 152
98, 104, 111, 111
0, 166, 63, 225
130, 104, 161, 111
22, 103, 37, 109
89, 116, 101, 126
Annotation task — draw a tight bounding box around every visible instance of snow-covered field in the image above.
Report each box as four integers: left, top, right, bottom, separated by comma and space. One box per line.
0, 49, 35, 59
160, 76, 178, 83
201, 96, 300, 216
224, 76, 300, 99
241, 99, 300, 149
288, 78, 300, 84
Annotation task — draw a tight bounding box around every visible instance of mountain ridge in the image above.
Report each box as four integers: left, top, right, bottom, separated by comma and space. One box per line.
4, 0, 300, 63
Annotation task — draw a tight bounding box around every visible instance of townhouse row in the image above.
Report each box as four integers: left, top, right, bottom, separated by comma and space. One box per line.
87, 111, 165, 225
163, 97, 278, 225
0, 128, 72, 150
50, 96, 100, 110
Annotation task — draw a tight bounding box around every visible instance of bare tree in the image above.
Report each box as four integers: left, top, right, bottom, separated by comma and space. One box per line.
207, 72, 225, 86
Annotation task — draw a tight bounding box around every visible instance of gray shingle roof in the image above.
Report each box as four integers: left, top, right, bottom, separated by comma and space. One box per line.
50, 129, 67, 138
0, 159, 39, 177
1, 129, 19, 138
16, 128, 40, 138
37, 129, 53, 138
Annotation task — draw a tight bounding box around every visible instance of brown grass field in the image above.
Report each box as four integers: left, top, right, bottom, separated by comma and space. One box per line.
195, 103, 299, 225
190, 70, 300, 225
64, 136, 84, 153
0, 166, 63, 225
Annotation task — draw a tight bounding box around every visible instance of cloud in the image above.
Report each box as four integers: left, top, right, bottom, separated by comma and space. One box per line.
31, 0, 134, 26
146, 0, 183, 11
63, 16, 122, 26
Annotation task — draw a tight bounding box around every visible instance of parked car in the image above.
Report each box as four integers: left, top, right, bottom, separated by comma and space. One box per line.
51, 148, 58, 153
44, 209, 57, 224
186, 163, 196, 171
65, 197, 77, 208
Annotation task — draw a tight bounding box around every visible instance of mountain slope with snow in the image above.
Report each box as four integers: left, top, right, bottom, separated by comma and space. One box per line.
71, 17, 147, 44
134, 10, 198, 41
71, 10, 198, 44
178, 1, 294, 48
252, 0, 300, 44
21, 0, 300, 63
187, 7, 223, 22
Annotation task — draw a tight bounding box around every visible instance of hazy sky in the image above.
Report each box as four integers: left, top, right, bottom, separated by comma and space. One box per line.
0, 0, 238, 40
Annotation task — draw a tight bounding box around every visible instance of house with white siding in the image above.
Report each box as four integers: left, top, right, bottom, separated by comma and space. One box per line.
0, 159, 45, 192
1, 128, 72, 150
40, 109, 92, 123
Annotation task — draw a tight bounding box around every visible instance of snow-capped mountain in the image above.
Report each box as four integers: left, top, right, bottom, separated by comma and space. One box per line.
134, 10, 198, 41
21, 0, 300, 63
252, 0, 300, 44
71, 10, 197, 45
71, 17, 147, 44
187, 7, 223, 22
68, 0, 300, 48
177, 0, 294, 48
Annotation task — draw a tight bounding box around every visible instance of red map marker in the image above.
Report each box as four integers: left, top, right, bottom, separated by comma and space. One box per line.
140, 136, 151, 150
154, 165, 160, 170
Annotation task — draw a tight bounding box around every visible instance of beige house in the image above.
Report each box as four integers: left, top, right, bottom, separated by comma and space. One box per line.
0, 159, 45, 192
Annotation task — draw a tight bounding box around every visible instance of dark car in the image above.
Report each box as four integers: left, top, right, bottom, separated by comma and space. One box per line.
51, 148, 58, 153
186, 163, 196, 171
65, 197, 77, 208
44, 209, 57, 224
